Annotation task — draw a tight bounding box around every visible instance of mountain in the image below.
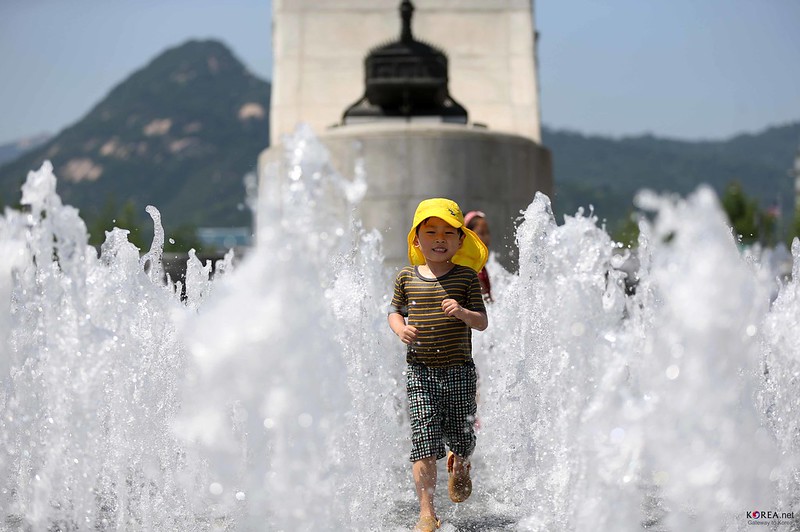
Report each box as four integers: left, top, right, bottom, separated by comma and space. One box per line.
0, 39, 270, 233
0, 133, 52, 167
544, 122, 800, 230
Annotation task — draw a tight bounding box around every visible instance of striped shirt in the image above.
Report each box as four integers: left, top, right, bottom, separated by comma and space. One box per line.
390, 265, 486, 367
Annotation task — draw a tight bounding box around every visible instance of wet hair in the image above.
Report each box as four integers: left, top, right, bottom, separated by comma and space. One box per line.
416, 217, 465, 237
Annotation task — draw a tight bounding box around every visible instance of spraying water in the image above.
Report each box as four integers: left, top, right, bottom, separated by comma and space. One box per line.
1, 127, 798, 531
0, 161, 218, 529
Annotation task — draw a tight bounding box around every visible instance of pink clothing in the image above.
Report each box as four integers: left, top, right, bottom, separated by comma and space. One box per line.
477, 267, 492, 302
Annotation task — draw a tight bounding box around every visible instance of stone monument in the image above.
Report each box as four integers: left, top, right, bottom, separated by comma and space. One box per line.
260, 0, 553, 270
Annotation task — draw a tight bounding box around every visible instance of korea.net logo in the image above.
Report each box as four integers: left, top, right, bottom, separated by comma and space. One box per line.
746, 510, 794, 525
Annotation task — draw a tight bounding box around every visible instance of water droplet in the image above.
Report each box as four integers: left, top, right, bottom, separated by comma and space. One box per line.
209, 482, 223, 495
298, 413, 313, 428
653, 471, 670, 486
235, 491, 246, 501
666, 365, 680, 380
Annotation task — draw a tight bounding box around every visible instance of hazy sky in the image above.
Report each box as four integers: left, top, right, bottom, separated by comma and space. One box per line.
0, 0, 798, 146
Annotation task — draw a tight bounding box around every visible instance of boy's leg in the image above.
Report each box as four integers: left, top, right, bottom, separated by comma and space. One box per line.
449, 452, 469, 475
442, 364, 478, 459
407, 364, 447, 524
413, 456, 437, 518
447, 450, 472, 503
443, 364, 477, 502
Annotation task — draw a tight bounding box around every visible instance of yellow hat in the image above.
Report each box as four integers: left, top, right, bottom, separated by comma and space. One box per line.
407, 198, 488, 272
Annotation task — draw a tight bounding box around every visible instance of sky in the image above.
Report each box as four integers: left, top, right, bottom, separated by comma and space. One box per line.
0, 0, 798, 146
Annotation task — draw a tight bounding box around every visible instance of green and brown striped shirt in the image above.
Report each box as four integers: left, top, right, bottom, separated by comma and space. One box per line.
390, 264, 486, 367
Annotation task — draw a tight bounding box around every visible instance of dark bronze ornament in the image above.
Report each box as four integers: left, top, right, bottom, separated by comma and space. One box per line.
342, 0, 468, 124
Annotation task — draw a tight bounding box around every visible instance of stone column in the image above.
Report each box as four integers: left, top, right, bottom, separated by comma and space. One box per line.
263, 1, 552, 273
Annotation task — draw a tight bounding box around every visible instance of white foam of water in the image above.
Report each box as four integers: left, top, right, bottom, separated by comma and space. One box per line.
475, 187, 786, 531
175, 124, 408, 530
760, 238, 800, 510
0, 162, 214, 529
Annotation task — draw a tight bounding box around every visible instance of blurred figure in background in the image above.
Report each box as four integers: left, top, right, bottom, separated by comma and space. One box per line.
464, 211, 493, 303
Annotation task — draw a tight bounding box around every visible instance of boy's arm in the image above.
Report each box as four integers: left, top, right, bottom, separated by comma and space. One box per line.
441, 299, 488, 331
388, 312, 418, 344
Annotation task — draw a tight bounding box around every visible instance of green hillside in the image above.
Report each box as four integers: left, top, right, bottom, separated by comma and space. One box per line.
0, 39, 270, 237
545, 122, 800, 231
1, 36, 796, 247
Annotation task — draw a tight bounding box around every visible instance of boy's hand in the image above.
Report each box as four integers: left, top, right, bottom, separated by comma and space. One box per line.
398, 325, 418, 345
442, 298, 464, 319
442, 299, 488, 332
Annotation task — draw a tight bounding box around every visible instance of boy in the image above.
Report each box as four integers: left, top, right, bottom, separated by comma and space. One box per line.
388, 198, 489, 532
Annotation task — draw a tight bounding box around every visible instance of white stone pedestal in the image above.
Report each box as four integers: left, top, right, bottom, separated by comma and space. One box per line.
259, 122, 552, 272
262, 1, 551, 272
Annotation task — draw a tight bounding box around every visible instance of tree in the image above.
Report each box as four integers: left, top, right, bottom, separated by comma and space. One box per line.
720, 181, 777, 247
611, 210, 640, 248
86, 197, 203, 253
163, 224, 204, 253
787, 206, 800, 247
87, 197, 148, 250
721, 181, 759, 245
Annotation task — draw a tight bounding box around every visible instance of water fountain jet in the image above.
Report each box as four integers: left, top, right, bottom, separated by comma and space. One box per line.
1, 128, 798, 531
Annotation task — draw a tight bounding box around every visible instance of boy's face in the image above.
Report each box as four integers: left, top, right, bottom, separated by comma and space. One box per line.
414, 216, 464, 264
